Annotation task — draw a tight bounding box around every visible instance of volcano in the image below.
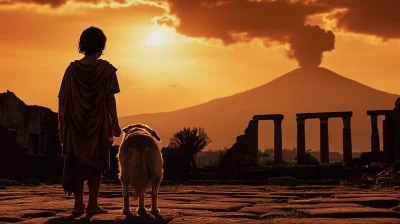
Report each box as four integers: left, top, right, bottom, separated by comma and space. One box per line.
118, 67, 398, 153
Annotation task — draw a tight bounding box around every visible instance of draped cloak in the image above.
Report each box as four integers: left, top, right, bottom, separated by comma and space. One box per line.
58, 59, 120, 195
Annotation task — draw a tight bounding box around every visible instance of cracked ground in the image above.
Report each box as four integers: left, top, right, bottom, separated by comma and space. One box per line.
0, 184, 400, 223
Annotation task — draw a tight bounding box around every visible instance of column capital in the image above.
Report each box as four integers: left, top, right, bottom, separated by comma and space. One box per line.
296, 118, 305, 125
342, 116, 351, 128
320, 117, 329, 124
274, 118, 283, 125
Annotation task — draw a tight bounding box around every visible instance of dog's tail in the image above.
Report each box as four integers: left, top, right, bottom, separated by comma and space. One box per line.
128, 149, 148, 199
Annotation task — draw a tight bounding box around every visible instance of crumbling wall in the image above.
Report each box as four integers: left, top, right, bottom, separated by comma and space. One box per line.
218, 120, 258, 178
0, 90, 61, 155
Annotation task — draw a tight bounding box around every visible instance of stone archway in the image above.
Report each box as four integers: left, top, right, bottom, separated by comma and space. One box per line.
252, 114, 284, 165
367, 110, 394, 164
296, 111, 353, 166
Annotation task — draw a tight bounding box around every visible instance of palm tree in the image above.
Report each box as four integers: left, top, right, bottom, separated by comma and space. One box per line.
168, 127, 212, 170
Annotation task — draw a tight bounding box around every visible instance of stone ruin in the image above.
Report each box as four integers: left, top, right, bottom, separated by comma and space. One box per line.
296, 111, 353, 166
220, 97, 400, 169
0, 90, 61, 155
218, 114, 284, 175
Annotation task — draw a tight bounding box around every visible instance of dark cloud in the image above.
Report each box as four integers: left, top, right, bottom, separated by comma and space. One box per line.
154, 0, 338, 68
4, 0, 400, 41
0, 0, 128, 8
0, 0, 67, 7
157, 0, 334, 44
287, 25, 335, 68
155, 0, 400, 43
320, 0, 400, 40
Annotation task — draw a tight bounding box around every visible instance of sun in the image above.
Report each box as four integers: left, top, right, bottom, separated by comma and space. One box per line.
146, 29, 167, 46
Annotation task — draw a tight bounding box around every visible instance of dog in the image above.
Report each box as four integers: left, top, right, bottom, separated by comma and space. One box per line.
117, 123, 163, 214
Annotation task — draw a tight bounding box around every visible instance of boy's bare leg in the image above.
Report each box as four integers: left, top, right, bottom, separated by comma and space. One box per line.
72, 181, 85, 214
86, 171, 108, 214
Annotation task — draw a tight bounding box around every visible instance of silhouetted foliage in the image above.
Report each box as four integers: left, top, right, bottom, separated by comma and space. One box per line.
305, 152, 319, 165
294, 152, 319, 165
168, 127, 212, 171
217, 149, 227, 165
258, 149, 270, 158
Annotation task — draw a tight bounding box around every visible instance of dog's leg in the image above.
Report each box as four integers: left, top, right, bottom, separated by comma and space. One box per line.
121, 182, 130, 214
150, 186, 160, 214
137, 193, 147, 214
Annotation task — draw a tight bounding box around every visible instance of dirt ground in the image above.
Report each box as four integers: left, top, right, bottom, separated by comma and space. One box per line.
0, 184, 400, 223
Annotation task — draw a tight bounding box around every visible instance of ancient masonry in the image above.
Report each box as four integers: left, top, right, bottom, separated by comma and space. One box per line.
0, 90, 61, 154
223, 97, 400, 167
220, 114, 284, 168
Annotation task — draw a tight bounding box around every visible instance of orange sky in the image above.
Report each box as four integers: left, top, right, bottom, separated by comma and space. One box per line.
0, 1, 399, 117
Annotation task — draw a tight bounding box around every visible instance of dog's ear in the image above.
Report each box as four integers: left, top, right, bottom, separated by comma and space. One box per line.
140, 125, 162, 142
122, 124, 162, 142
122, 123, 146, 133
150, 130, 162, 143
121, 125, 134, 133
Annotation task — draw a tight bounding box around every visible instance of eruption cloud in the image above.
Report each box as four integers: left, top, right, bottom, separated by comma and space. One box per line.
287, 25, 335, 68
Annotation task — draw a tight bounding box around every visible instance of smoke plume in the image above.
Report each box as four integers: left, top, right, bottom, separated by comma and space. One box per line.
287, 25, 335, 68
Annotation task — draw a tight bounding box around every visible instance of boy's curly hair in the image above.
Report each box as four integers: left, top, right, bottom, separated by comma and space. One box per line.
78, 26, 107, 56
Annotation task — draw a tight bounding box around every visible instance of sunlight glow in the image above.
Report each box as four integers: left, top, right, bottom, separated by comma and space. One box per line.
146, 29, 167, 46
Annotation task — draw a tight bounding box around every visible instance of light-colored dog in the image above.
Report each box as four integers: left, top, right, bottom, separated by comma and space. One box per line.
117, 123, 163, 214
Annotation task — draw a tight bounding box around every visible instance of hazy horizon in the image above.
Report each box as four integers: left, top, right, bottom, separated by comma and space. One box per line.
1, 65, 398, 117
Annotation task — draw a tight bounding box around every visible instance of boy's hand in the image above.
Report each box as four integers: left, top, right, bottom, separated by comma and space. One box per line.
113, 123, 122, 137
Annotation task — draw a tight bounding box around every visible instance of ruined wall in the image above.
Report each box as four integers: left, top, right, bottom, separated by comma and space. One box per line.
219, 119, 258, 172
0, 91, 27, 146
0, 90, 61, 155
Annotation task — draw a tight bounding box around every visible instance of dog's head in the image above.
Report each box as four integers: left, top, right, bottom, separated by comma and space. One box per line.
121, 123, 162, 142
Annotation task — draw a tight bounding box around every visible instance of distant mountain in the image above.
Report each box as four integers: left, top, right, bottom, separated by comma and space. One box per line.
118, 67, 398, 153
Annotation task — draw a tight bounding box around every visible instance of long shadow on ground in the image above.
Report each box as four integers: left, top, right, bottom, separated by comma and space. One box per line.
44, 212, 172, 224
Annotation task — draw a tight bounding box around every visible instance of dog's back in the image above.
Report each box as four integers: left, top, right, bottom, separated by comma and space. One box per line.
118, 128, 163, 199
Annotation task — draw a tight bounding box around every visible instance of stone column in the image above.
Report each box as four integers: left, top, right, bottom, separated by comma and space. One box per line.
382, 119, 389, 165
296, 118, 306, 165
247, 119, 259, 166
370, 115, 380, 159
342, 117, 352, 166
382, 116, 394, 165
320, 117, 329, 164
274, 118, 283, 165
394, 101, 400, 162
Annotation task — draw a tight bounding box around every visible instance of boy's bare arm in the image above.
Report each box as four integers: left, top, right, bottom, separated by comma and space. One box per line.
58, 99, 65, 144
106, 94, 121, 137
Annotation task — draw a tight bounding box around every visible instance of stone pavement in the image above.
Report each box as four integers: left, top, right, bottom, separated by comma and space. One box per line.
0, 184, 400, 223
